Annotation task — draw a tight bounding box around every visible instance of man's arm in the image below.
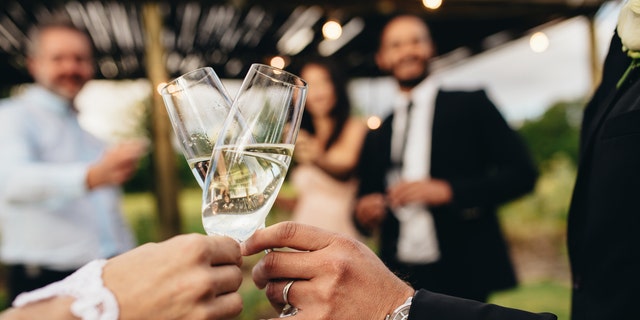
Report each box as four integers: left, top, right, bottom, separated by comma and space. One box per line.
410, 289, 556, 320
242, 222, 557, 320
446, 91, 538, 207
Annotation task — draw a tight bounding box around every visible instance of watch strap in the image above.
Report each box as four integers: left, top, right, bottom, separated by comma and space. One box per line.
385, 295, 413, 320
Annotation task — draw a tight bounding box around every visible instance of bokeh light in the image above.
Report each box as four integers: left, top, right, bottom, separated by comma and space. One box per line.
529, 32, 550, 53
156, 82, 167, 94
322, 20, 343, 40
270, 56, 286, 69
367, 116, 382, 130
422, 0, 443, 10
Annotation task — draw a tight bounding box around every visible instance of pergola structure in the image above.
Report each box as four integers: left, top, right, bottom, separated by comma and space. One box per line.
0, 0, 612, 85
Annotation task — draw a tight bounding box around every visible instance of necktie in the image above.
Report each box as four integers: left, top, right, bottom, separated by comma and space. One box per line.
392, 100, 413, 168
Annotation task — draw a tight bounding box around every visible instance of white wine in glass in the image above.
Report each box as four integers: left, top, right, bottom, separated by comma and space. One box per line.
202, 64, 307, 242
202, 143, 293, 240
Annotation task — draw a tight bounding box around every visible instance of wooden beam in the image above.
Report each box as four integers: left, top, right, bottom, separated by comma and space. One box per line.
142, 3, 182, 239
587, 13, 603, 94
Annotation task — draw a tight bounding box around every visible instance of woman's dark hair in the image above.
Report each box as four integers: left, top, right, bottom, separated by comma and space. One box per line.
290, 56, 351, 150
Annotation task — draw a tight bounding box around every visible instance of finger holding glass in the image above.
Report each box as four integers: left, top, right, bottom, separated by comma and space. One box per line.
202, 64, 307, 242
242, 222, 415, 320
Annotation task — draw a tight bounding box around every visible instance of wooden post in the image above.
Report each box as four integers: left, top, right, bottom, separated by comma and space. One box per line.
142, 3, 182, 239
587, 13, 602, 93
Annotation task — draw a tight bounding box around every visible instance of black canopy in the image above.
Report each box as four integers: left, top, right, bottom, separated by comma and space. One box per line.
0, 0, 610, 86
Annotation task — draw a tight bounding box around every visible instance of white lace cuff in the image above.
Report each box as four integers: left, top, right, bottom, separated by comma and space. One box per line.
12, 259, 119, 320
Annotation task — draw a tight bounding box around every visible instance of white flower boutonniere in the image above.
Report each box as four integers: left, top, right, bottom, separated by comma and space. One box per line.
617, 0, 640, 88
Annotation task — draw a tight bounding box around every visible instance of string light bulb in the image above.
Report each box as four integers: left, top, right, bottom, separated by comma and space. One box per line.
270, 56, 286, 69
529, 32, 549, 53
422, 0, 443, 10
322, 20, 343, 40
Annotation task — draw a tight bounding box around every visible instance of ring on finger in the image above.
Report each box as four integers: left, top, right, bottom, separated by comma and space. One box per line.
282, 280, 295, 306
280, 280, 298, 317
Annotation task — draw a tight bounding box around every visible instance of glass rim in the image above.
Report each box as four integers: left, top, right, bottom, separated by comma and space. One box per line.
249, 63, 308, 89
160, 67, 217, 95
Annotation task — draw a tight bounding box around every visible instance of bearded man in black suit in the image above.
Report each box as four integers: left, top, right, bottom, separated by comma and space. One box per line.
354, 14, 538, 302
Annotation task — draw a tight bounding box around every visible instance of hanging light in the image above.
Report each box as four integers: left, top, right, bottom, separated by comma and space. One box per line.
318, 17, 364, 56
270, 56, 286, 69
422, 0, 443, 10
529, 32, 549, 53
322, 20, 343, 40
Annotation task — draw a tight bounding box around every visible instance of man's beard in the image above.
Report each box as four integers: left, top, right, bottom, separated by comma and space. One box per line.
396, 63, 430, 89
52, 75, 87, 98
398, 74, 428, 89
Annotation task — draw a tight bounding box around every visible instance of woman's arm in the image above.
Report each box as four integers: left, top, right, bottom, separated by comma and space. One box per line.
314, 118, 368, 179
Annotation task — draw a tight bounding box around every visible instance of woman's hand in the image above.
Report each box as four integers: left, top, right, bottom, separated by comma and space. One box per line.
293, 130, 322, 165
104, 234, 243, 320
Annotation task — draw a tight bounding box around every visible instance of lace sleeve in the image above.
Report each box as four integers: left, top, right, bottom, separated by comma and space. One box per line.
12, 259, 119, 320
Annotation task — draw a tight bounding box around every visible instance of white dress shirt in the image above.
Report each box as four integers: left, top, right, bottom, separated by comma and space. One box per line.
388, 76, 441, 264
0, 85, 135, 270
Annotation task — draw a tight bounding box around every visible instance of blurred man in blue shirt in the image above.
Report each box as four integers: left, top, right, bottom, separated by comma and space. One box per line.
0, 18, 146, 301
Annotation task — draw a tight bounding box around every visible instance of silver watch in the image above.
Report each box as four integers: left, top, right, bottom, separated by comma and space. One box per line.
385, 296, 413, 320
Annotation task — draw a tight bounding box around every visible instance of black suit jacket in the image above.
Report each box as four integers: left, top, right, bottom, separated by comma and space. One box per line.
567, 31, 640, 320
409, 289, 557, 319
357, 89, 538, 296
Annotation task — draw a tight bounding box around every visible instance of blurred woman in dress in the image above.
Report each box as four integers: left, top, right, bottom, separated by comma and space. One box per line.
277, 57, 367, 239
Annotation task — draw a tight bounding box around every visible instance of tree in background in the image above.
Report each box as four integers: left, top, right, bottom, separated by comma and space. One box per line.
518, 100, 583, 168
498, 100, 585, 286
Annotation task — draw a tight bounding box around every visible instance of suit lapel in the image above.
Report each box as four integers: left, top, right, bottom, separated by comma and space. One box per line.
580, 66, 640, 161
570, 65, 640, 242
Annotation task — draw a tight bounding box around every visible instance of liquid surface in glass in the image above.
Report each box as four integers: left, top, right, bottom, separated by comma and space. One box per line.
202, 143, 293, 241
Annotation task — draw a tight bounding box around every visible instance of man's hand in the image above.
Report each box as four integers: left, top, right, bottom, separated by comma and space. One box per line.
354, 193, 387, 230
387, 178, 453, 207
242, 222, 415, 320
86, 140, 147, 189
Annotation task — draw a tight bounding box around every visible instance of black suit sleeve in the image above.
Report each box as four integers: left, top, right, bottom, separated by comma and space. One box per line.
408, 289, 557, 320
443, 90, 538, 208
356, 114, 393, 197
353, 115, 393, 235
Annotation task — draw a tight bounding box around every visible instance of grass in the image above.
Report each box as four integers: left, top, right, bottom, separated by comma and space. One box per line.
490, 281, 571, 320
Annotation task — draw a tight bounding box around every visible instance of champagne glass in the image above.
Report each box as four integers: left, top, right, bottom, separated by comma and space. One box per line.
160, 67, 233, 188
202, 63, 307, 242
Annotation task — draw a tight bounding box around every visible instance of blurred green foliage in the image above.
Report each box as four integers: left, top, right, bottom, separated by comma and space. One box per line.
518, 100, 584, 167
123, 152, 200, 193
504, 99, 582, 240
490, 281, 571, 320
